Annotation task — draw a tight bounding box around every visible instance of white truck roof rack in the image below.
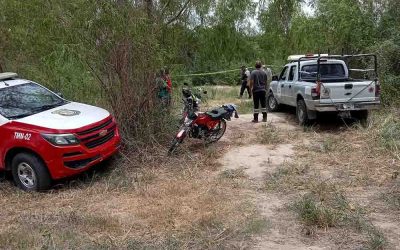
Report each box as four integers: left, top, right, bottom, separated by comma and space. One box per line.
288, 54, 329, 62
0, 72, 18, 81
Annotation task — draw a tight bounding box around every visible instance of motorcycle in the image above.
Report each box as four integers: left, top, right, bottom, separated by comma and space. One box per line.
169, 87, 239, 154
179, 84, 205, 124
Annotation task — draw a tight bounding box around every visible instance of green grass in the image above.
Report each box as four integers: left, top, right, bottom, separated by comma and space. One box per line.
379, 116, 400, 153
236, 100, 253, 114
201, 86, 255, 114
203, 86, 239, 99
366, 229, 387, 250
292, 188, 342, 230
292, 182, 386, 249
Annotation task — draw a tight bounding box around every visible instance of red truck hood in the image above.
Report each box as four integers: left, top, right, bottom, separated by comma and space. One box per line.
16, 102, 110, 130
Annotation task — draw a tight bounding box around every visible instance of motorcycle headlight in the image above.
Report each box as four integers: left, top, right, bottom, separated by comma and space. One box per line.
41, 133, 80, 146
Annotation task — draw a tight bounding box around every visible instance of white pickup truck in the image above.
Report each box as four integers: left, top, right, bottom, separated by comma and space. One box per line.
267, 54, 381, 125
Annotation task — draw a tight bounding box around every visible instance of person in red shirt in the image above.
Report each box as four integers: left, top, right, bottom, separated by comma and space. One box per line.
164, 68, 172, 94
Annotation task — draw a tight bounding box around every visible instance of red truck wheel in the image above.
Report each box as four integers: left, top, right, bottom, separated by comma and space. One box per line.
11, 153, 51, 191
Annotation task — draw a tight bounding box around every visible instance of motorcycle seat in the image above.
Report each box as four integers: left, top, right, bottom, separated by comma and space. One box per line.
206, 107, 228, 119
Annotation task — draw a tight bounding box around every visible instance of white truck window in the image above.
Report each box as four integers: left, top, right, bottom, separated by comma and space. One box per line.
288, 65, 297, 81
301, 64, 346, 80
279, 66, 289, 81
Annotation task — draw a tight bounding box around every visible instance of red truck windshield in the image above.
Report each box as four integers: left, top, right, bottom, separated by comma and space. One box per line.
300, 64, 346, 81
0, 82, 67, 119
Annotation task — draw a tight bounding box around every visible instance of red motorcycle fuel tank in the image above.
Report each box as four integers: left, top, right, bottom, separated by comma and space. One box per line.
194, 113, 220, 130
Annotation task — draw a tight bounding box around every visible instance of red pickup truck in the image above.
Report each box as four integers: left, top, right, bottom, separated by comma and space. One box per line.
0, 73, 121, 191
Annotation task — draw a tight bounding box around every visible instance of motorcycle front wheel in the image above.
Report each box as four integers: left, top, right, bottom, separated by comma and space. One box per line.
168, 138, 180, 155
205, 119, 227, 143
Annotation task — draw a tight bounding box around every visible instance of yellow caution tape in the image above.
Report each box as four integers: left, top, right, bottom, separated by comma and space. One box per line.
173, 68, 239, 77
173, 65, 279, 77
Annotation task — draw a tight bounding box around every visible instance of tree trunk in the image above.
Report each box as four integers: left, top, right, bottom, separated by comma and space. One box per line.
144, 0, 153, 20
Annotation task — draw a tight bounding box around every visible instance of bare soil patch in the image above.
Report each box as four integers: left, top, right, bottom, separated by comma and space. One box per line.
220, 144, 294, 180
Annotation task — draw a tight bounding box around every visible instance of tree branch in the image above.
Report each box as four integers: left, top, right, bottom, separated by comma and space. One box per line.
166, 0, 191, 25
161, 0, 172, 15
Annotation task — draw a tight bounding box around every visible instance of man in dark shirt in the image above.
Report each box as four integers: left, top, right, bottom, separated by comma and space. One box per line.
239, 66, 251, 98
250, 61, 268, 123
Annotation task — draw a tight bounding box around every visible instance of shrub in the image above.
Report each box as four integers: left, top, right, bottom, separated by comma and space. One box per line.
379, 116, 400, 153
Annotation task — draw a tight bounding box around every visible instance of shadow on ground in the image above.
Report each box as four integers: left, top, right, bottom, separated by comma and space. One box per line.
277, 104, 363, 132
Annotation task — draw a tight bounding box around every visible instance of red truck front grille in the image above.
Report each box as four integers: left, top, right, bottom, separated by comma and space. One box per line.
76, 118, 113, 136
76, 118, 117, 149
85, 130, 115, 149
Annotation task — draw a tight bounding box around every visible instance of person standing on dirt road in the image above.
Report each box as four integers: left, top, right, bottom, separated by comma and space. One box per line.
239, 66, 251, 99
250, 61, 268, 123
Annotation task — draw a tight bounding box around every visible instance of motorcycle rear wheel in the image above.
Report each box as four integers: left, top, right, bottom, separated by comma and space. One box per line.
205, 119, 227, 143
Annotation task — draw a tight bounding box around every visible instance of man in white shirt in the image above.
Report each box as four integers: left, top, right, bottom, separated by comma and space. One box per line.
262, 65, 273, 90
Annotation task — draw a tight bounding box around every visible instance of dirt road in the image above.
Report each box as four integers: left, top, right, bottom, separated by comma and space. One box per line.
217, 112, 400, 249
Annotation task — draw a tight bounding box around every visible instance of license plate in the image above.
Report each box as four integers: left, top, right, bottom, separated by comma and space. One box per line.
342, 103, 354, 110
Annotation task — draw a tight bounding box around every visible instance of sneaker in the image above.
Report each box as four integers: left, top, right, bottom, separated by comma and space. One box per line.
252, 119, 259, 123
262, 117, 267, 122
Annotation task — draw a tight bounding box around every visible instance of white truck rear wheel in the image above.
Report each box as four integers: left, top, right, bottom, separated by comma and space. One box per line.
297, 99, 310, 126
267, 92, 280, 112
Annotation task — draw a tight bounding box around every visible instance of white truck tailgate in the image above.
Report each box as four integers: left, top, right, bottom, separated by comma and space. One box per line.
320, 80, 376, 104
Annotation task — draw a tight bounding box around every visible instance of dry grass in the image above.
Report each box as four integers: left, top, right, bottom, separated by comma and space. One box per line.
260, 110, 400, 249
294, 120, 399, 188
382, 180, 400, 210
219, 169, 247, 179
257, 124, 283, 145
0, 144, 264, 249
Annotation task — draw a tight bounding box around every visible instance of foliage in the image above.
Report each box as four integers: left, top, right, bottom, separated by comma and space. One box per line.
0, 0, 399, 147
0, 0, 174, 147
379, 115, 400, 152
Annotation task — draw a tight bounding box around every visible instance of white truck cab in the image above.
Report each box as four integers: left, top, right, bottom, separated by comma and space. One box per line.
267, 54, 381, 125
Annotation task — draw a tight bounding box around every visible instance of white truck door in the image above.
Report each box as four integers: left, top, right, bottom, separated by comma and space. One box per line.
277, 66, 289, 104
286, 65, 297, 106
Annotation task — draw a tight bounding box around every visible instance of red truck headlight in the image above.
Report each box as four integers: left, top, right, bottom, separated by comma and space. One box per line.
42, 133, 80, 146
